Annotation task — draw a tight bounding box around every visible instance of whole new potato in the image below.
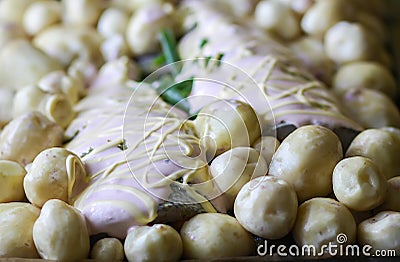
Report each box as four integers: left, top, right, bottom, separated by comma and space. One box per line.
293, 197, 356, 251
234, 176, 298, 239
24, 147, 87, 207
0, 202, 40, 258
91, 238, 124, 261
269, 125, 342, 201
346, 129, 400, 180
124, 224, 182, 262
33, 199, 90, 261
180, 213, 254, 259
332, 156, 387, 211
0, 111, 63, 166
210, 147, 268, 208
358, 211, 400, 255
341, 89, 400, 129
195, 99, 261, 158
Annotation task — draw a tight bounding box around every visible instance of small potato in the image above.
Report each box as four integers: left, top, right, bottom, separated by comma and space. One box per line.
33, 25, 103, 67
38, 71, 81, 104
0, 111, 63, 166
0, 39, 62, 90
289, 36, 335, 84
332, 156, 387, 211
33, 199, 90, 261
0, 0, 37, 26
0, 160, 26, 203
293, 197, 356, 250
23, 147, 87, 207
97, 7, 130, 38
13, 85, 75, 128
341, 89, 400, 129
180, 213, 254, 259
378, 176, 400, 212
125, 224, 182, 262
254, 0, 300, 40
324, 22, 379, 64
301, 0, 353, 36
0, 202, 40, 258
269, 125, 342, 202
126, 3, 175, 55
195, 99, 261, 158
210, 147, 268, 208
346, 129, 400, 180
22, 1, 62, 36
253, 136, 280, 166
234, 176, 298, 239
358, 211, 400, 255
91, 238, 124, 261
333, 62, 397, 98
62, 0, 105, 26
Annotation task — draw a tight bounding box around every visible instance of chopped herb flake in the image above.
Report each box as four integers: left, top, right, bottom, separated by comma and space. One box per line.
80, 147, 93, 158
117, 139, 128, 151
199, 38, 208, 49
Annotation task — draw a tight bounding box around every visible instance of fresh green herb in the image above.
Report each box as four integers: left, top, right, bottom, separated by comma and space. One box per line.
80, 147, 93, 158
155, 29, 194, 113
204, 55, 212, 67
152, 53, 166, 67
117, 139, 128, 151
215, 52, 225, 66
199, 38, 208, 49
159, 28, 181, 76
157, 78, 193, 113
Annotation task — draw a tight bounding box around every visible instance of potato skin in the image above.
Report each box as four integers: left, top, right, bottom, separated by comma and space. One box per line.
358, 211, 400, 255
91, 238, 124, 261
23, 147, 87, 207
124, 224, 182, 262
0, 202, 40, 258
33, 199, 90, 261
293, 197, 356, 250
0, 160, 26, 203
0, 111, 63, 166
234, 176, 298, 239
346, 129, 400, 180
332, 156, 387, 211
269, 125, 342, 202
180, 213, 254, 259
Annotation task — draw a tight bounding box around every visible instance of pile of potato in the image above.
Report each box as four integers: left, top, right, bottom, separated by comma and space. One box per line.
0, 0, 399, 260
